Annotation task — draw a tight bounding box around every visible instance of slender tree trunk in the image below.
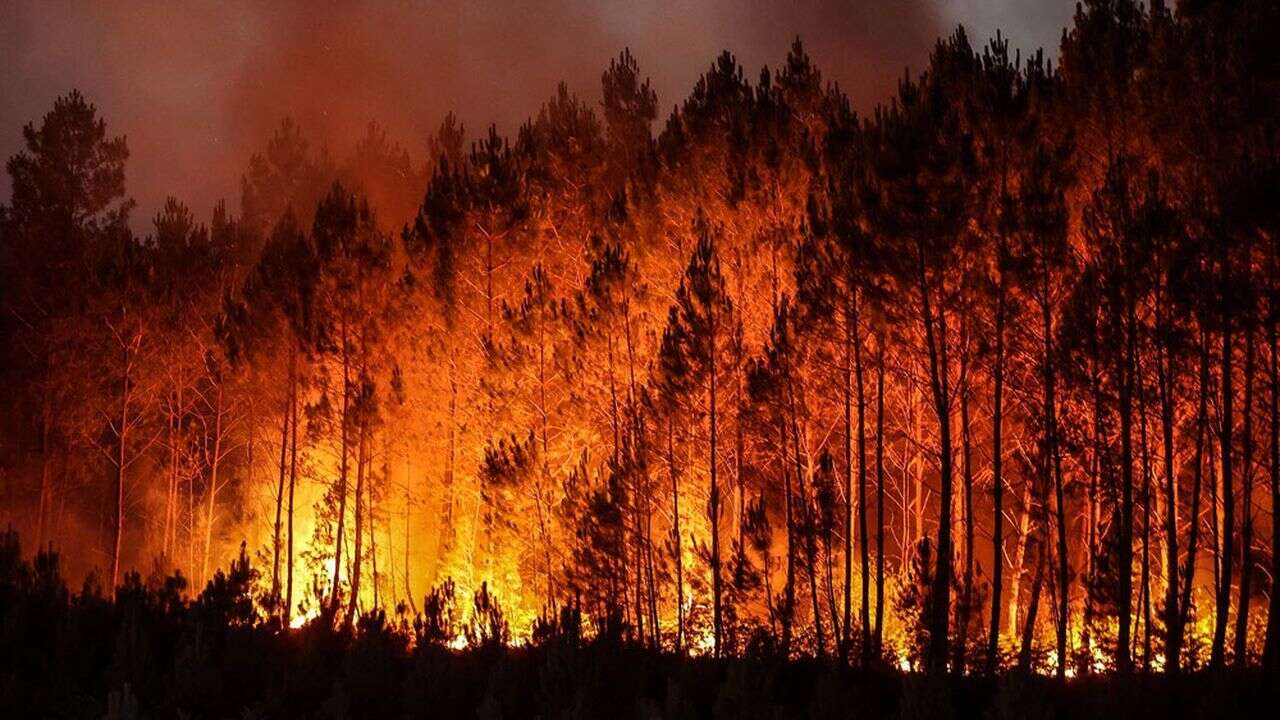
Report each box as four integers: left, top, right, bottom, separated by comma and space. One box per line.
201, 384, 225, 586
709, 310, 722, 658
110, 336, 132, 591
988, 284, 1006, 674
669, 419, 684, 654
919, 256, 953, 673
347, 422, 367, 627
1265, 273, 1280, 670
1041, 283, 1069, 680
36, 395, 52, 550
1139, 370, 1154, 671
958, 357, 975, 675
286, 352, 298, 625
272, 369, 290, 601
331, 324, 352, 610
874, 339, 887, 661
1181, 328, 1209, 638
1211, 317, 1234, 669
1234, 323, 1256, 663
1017, 548, 1044, 673
842, 294, 854, 666
1159, 313, 1183, 672
781, 416, 796, 659
789, 390, 825, 659
1009, 478, 1034, 639
1117, 296, 1137, 673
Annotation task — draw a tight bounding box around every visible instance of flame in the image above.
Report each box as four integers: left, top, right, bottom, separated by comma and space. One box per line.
289, 607, 318, 630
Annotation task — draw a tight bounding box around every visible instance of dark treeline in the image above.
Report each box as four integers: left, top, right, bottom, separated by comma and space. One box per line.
3, 3, 1280, 714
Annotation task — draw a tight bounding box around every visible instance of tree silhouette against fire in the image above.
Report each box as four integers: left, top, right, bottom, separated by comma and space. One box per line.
2, 1, 1280, 717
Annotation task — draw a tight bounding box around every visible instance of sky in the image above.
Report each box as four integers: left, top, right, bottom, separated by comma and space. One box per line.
0, 1, 1074, 228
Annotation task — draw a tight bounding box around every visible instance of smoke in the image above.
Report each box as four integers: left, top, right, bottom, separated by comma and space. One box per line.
0, 1, 1070, 228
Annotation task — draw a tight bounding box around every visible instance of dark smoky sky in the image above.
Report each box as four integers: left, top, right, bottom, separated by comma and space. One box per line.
0, 1, 1072, 229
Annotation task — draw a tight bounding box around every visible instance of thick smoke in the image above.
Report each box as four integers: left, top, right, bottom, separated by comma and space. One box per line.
0, 0, 967, 226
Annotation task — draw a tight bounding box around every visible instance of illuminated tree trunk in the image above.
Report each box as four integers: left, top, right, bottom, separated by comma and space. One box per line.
271, 361, 291, 602
709, 289, 722, 658
957, 349, 974, 675
286, 351, 299, 626
1158, 283, 1183, 673
1265, 272, 1280, 670
1040, 267, 1069, 680
331, 322, 352, 610
1265, 243, 1280, 670
874, 337, 886, 659
164, 384, 182, 561
780, 416, 796, 659
403, 457, 415, 614
853, 292, 871, 666
668, 419, 684, 654
788, 385, 823, 658
201, 382, 225, 586
110, 329, 136, 591
841, 294, 853, 665
348, 421, 367, 626
1081, 357, 1104, 672
1139, 370, 1153, 670
1009, 476, 1035, 639
36, 396, 52, 551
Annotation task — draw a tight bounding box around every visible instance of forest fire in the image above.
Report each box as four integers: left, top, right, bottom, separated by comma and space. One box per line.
2, 1, 1280, 718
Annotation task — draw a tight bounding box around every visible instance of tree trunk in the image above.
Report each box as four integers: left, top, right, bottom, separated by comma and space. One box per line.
1042, 282, 1069, 680
958, 357, 975, 676
1265, 242, 1280, 670
781, 416, 796, 659
272, 368, 290, 602
988, 284, 1006, 675
874, 337, 886, 661
1211, 318, 1233, 669
1017, 549, 1044, 673
286, 351, 299, 626
201, 383, 225, 587
1234, 323, 1256, 664
669, 419, 684, 654
709, 306, 722, 658
1117, 295, 1137, 673
331, 324, 352, 611
919, 254, 953, 673
110, 336, 132, 591
347, 423, 367, 627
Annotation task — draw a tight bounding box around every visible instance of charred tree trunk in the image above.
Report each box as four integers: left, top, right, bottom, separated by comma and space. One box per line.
1211, 312, 1234, 669
1234, 322, 1256, 664
1159, 304, 1183, 672
1117, 288, 1137, 673
919, 253, 953, 673
853, 293, 871, 666
988, 279, 1007, 675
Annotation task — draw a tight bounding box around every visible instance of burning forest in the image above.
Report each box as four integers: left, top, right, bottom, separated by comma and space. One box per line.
2, 1, 1280, 717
